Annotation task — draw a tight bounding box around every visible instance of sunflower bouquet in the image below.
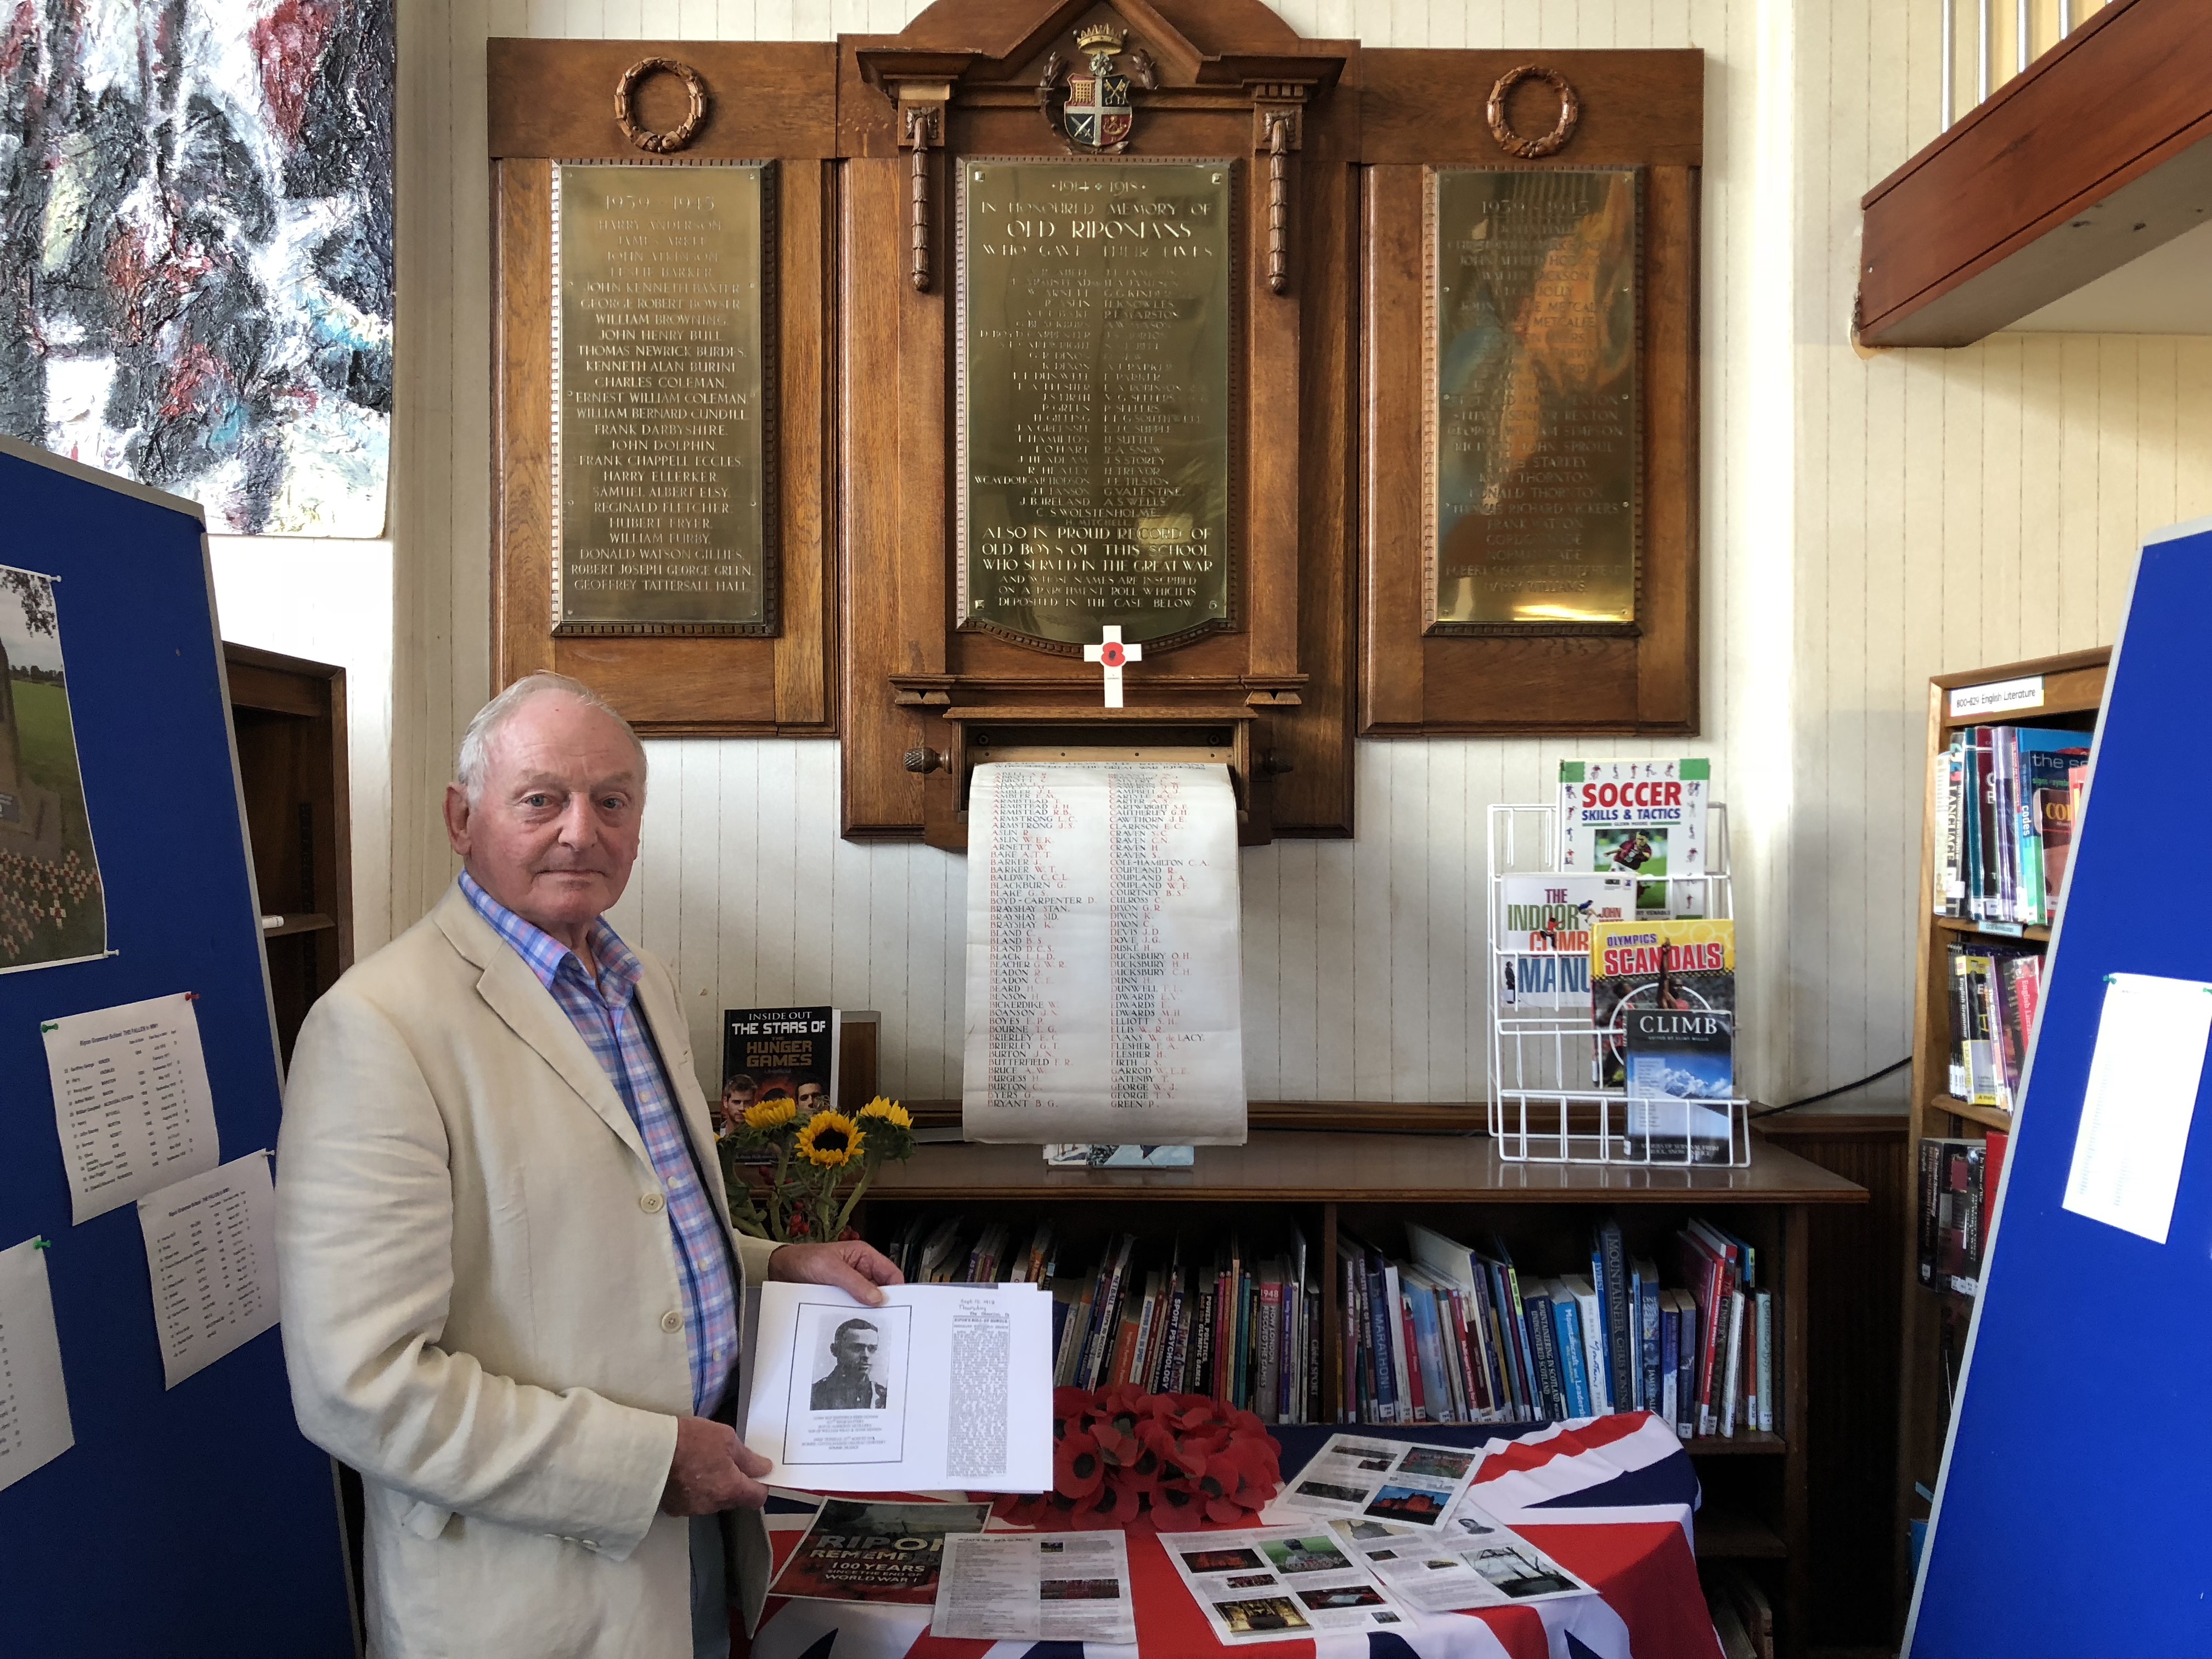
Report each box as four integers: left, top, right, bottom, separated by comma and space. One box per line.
720, 1093, 917, 1244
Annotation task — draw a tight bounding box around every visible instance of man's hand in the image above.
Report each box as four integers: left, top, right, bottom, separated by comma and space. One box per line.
660, 1415, 772, 1516
768, 1239, 904, 1306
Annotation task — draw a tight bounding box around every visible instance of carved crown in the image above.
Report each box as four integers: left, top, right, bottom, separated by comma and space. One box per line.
1073, 22, 1125, 55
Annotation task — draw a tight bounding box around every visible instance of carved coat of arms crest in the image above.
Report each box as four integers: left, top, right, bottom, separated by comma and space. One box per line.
1039, 24, 1156, 153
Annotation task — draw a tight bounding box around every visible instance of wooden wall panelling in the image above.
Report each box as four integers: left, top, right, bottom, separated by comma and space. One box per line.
1756, 1114, 1909, 1649
835, 0, 1358, 845
840, 155, 931, 837
1357, 49, 1705, 738
487, 41, 839, 735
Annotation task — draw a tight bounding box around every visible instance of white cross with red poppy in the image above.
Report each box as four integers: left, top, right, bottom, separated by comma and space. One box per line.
1082, 624, 1142, 708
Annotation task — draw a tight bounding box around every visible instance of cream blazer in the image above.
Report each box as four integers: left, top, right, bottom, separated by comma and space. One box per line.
275, 883, 781, 1659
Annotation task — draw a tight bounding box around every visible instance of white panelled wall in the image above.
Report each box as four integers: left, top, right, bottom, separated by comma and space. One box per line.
208, 0, 2212, 1108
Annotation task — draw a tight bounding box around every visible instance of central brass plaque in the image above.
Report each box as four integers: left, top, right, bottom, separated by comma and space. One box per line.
552, 161, 774, 634
1427, 168, 1639, 630
958, 159, 1234, 651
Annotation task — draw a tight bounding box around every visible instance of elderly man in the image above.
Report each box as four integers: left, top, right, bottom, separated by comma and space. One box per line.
275, 673, 902, 1659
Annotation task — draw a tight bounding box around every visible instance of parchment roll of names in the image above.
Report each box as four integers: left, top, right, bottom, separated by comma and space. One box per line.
962, 763, 1245, 1144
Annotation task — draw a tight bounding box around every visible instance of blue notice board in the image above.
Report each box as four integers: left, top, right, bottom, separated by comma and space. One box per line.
1909, 517, 2212, 1655
0, 441, 352, 1656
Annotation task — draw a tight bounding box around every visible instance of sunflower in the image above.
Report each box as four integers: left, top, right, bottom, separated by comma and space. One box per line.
794, 1110, 866, 1167
858, 1096, 912, 1130
743, 1096, 797, 1132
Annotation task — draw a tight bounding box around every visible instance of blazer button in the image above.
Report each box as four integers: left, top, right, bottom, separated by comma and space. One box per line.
661, 1309, 684, 1334
640, 1192, 666, 1214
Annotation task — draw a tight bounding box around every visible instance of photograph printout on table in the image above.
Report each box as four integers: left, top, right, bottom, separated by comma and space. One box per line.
932, 1528, 1135, 1644
962, 763, 1246, 1146
43, 992, 218, 1223
744, 1281, 1052, 1492
768, 1498, 992, 1605
1167, 1526, 1415, 1644
1326, 1503, 1594, 1612
1262, 1434, 1482, 1528
136, 1152, 278, 1389
0, 1237, 73, 1494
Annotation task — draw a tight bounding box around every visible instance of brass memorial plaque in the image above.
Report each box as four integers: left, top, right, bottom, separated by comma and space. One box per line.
958, 159, 1234, 651
1427, 168, 1639, 631
552, 161, 774, 633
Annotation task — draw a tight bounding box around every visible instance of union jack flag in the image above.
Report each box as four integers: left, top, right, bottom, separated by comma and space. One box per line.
738, 1413, 1720, 1659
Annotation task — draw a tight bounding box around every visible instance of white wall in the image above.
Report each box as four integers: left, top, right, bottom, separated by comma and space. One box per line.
212, 0, 2212, 1107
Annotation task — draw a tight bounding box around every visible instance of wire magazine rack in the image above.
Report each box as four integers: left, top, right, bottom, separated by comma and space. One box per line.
1486, 802, 1751, 1167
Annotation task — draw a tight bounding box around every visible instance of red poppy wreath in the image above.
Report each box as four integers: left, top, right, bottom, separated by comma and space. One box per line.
996, 1384, 1284, 1532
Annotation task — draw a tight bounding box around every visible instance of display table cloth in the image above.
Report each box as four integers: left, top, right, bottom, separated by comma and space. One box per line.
736, 1413, 1720, 1658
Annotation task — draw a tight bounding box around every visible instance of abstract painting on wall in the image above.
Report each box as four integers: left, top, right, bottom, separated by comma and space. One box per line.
0, 0, 394, 537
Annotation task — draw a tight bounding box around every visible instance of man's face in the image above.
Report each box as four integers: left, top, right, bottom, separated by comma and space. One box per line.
443, 693, 643, 938
724, 1084, 755, 1114
831, 1327, 880, 1374
795, 1080, 827, 1111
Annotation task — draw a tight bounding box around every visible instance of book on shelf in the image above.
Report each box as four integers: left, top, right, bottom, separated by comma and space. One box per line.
1498, 874, 1635, 1013
1590, 919, 1736, 1092
721, 1006, 843, 1159
1624, 1006, 1736, 1164
882, 1215, 1323, 1423
1918, 1133, 2006, 1296
1352, 1217, 1769, 1440
1946, 943, 2044, 1110
1557, 758, 1711, 917
1935, 725, 2090, 929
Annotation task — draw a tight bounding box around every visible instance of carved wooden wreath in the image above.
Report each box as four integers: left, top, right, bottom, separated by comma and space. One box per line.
1486, 64, 1581, 159
615, 57, 709, 154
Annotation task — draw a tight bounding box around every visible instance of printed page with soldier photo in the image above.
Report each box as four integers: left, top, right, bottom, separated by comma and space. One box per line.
746, 1281, 1052, 1492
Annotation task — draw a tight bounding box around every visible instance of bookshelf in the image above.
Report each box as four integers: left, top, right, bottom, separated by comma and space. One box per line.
223, 643, 352, 1065
860, 1130, 1864, 1657
1894, 645, 2108, 1615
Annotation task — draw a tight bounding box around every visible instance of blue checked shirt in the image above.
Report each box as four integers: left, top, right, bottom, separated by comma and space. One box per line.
460, 872, 741, 1416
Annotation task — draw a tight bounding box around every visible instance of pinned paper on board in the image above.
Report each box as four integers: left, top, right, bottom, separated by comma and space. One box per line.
0, 1235, 74, 1493
2061, 972, 2212, 1245
44, 992, 220, 1223
138, 1153, 279, 1389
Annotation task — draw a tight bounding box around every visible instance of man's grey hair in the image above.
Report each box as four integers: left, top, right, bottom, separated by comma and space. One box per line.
454, 673, 647, 806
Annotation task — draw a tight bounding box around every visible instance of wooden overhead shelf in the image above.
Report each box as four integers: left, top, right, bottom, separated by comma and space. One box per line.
864, 1130, 1870, 1206
1858, 0, 2212, 347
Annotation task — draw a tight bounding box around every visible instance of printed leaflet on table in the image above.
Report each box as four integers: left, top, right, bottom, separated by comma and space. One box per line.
1557, 758, 1709, 917
931, 1528, 1136, 1644
743, 1280, 1053, 1492
1166, 1526, 1415, 1644
1261, 1432, 1481, 1528
1327, 1501, 1594, 1612
768, 1498, 991, 1605
1498, 875, 1635, 1014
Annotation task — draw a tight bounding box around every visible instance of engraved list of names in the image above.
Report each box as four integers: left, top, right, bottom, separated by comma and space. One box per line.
1430, 168, 1639, 629
553, 161, 771, 631
962, 764, 1245, 1145
958, 161, 1233, 649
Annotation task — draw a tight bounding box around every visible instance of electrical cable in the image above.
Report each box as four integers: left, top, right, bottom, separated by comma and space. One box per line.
1750, 1055, 1912, 1119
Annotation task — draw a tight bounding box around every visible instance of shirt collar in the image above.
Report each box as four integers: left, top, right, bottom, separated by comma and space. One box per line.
458, 870, 641, 1002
